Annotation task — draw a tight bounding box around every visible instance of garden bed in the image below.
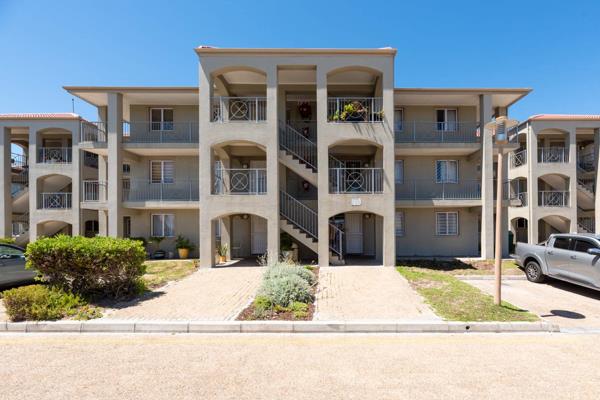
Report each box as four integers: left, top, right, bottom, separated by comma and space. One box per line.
398, 258, 523, 276
238, 265, 319, 321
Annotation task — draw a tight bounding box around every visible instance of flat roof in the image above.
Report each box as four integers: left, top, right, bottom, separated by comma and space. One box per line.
394, 88, 531, 108
195, 46, 397, 56
0, 113, 81, 120
528, 114, 600, 121
64, 86, 199, 108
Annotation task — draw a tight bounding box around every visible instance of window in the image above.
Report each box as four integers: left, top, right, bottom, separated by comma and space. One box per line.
436, 212, 458, 236
552, 237, 571, 250
436, 109, 457, 131
150, 160, 174, 183
573, 239, 597, 253
436, 160, 458, 183
150, 108, 174, 131
123, 216, 131, 238
395, 211, 405, 236
394, 108, 404, 131
122, 163, 131, 175
151, 214, 175, 237
84, 220, 99, 238
394, 160, 404, 184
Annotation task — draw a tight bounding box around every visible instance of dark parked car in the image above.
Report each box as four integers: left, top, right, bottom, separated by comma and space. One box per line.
0, 244, 35, 287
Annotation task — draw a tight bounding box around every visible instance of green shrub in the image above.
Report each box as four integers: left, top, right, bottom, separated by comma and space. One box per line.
0, 237, 16, 245
259, 274, 314, 307
263, 262, 316, 286
1, 285, 85, 321
26, 235, 147, 299
254, 295, 272, 312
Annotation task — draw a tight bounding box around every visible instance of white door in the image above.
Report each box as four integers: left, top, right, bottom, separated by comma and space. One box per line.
251, 215, 268, 255
345, 213, 363, 254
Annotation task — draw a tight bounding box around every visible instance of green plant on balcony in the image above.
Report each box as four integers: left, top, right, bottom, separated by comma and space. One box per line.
332, 101, 368, 122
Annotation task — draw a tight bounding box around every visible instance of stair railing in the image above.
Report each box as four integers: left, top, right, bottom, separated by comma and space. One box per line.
279, 190, 317, 239
279, 122, 318, 171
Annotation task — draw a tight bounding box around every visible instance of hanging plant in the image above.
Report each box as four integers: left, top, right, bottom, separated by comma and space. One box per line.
298, 102, 312, 120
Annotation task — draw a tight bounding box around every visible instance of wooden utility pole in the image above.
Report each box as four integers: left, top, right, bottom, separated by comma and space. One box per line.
494, 148, 504, 305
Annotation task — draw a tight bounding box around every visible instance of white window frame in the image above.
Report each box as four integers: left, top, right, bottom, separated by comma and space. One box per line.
394, 160, 404, 184
435, 108, 458, 132
150, 108, 174, 131
435, 160, 459, 184
394, 108, 404, 132
436, 212, 459, 236
150, 160, 174, 184
395, 211, 405, 236
151, 214, 175, 237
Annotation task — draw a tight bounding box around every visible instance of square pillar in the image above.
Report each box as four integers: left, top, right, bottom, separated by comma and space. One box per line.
479, 94, 494, 258
0, 126, 12, 238
568, 127, 578, 232
594, 129, 600, 233
107, 92, 123, 237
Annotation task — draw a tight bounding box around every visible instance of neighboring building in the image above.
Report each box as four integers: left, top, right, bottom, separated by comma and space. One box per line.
508, 115, 600, 246
0, 47, 531, 267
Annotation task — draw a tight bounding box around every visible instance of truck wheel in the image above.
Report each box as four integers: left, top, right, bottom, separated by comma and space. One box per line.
525, 260, 545, 283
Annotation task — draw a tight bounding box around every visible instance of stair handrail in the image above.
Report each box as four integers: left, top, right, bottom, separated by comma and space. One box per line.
279, 122, 318, 171
279, 190, 317, 239
329, 223, 344, 257
577, 178, 595, 194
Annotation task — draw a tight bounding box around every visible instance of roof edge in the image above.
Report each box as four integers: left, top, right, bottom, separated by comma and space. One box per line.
194, 47, 397, 56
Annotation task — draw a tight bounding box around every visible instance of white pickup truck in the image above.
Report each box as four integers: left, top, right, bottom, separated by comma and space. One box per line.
514, 233, 600, 291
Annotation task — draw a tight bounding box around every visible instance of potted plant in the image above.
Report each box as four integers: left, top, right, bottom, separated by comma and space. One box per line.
280, 232, 294, 261
175, 235, 195, 259
216, 243, 228, 263
148, 236, 165, 259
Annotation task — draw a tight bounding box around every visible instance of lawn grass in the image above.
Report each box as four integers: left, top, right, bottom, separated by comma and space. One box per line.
398, 259, 523, 276
143, 259, 198, 288
397, 266, 538, 322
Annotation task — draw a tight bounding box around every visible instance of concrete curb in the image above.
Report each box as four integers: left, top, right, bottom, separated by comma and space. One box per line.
455, 275, 527, 281
0, 320, 560, 334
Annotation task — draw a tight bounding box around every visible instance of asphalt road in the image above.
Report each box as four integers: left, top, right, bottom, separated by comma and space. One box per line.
1, 333, 600, 399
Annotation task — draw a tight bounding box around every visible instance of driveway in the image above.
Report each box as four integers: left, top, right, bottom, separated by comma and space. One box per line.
102, 266, 264, 320
464, 278, 600, 329
314, 266, 438, 321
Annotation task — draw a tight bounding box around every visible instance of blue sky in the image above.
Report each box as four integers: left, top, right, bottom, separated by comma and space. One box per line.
1, 0, 598, 121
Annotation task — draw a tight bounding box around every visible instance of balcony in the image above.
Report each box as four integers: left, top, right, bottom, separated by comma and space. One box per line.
82, 180, 107, 202
37, 147, 72, 164
123, 179, 199, 202
80, 121, 107, 143
396, 179, 481, 200
123, 121, 199, 144
38, 192, 72, 209
510, 149, 527, 168
329, 168, 383, 194
514, 191, 528, 207
327, 97, 383, 123
212, 168, 267, 195
211, 97, 267, 123
11, 153, 27, 170
395, 121, 480, 143
538, 191, 570, 207
538, 147, 568, 163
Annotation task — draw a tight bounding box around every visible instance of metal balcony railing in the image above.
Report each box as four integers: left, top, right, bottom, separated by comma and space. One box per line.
329, 168, 383, 194
211, 97, 267, 123
577, 178, 595, 194
578, 217, 595, 233
82, 180, 107, 202
538, 191, 570, 207
80, 121, 107, 143
396, 179, 481, 200
510, 149, 527, 168
11, 153, 27, 169
213, 168, 267, 195
123, 121, 199, 143
38, 147, 72, 164
538, 147, 568, 163
39, 192, 72, 209
327, 97, 383, 123
11, 170, 28, 197
123, 179, 199, 202
515, 192, 528, 207
394, 121, 480, 143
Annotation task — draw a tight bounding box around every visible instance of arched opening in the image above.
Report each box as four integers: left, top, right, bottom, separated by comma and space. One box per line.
36, 127, 73, 164
510, 177, 528, 206
538, 215, 570, 243
329, 211, 383, 265
327, 66, 383, 123
537, 174, 569, 207
511, 217, 528, 245
37, 221, 72, 237
210, 67, 267, 122
36, 174, 72, 210
213, 212, 268, 266
328, 139, 383, 194
211, 140, 267, 195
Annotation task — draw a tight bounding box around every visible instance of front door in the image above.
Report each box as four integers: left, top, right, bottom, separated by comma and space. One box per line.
251, 215, 267, 255
345, 213, 363, 254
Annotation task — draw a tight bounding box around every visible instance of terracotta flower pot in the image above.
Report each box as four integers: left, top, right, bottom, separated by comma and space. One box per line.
178, 248, 190, 259
218, 255, 227, 263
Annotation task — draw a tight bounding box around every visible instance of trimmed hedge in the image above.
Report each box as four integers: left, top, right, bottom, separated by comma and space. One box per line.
26, 235, 146, 299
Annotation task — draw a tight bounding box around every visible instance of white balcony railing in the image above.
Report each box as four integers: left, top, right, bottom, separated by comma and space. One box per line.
396, 179, 481, 200
11, 153, 27, 169
538, 191, 569, 207
516, 191, 528, 207
80, 121, 107, 143
82, 180, 107, 202
395, 121, 480, 143
327, 97, 383, 123
38, 147, 72, 164
123, 179, 199, 202
211, 97, 267, 123
538, 147, 568, 163
39, 192, 72, 209
123, 121, 199, 143
213, 168, 267, 195
510, 150, 527, 168
329, 168, 383, 194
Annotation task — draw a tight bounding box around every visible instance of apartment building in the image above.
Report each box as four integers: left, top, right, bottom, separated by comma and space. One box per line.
508, 115, 600, 246
0, 47, 531, 267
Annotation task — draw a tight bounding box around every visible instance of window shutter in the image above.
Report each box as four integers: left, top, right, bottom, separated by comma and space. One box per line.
447, 212, 458, 235
151, 161, 162, 183
436, 212, 447, 235
163, 161, 175, 183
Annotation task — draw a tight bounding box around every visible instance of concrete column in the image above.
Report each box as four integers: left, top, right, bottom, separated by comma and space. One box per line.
199, 211, 215, 268
265, 66, 279, 262
527, 123, 538, 243
479, 94, 494, 258
568, 127, 578, 232
0, 126, 12, 238
71, 122, 81, 236
594, 129, 600, 233
28, 127, 38, 240
219, 217, 231, 261
198, 138, 213, 267
501, 149, 509, 257
98, 209, 108, 236
107, 92, 123, 237
316, 67, 329, 267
